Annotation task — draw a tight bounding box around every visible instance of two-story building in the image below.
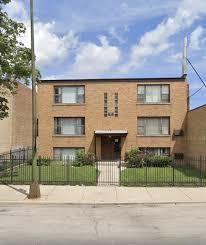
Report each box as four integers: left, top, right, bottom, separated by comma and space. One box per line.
37, 76, 188, 160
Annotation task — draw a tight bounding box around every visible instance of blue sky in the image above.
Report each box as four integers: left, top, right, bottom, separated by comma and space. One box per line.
5, 0, 206, 109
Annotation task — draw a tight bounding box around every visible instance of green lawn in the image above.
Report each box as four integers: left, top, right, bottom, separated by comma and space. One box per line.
121, 166, 206, 186
0, 163, 97, 185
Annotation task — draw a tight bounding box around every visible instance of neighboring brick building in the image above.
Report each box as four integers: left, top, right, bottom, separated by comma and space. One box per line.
0, 82, 32, 154
37, 77, 189, 160
184, 104, 206, 157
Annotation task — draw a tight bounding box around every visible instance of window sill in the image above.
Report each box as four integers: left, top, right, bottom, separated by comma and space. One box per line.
136, 102, 171, 105
52, 103, 86, 106
137, 135, 171, 137
53, 134, 85, 137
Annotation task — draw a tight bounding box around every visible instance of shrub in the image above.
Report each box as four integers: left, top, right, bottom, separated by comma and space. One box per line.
124, 148, 172, 168
37, 156, 50, 166
145, 155, 172, 167
125, 148, 145, 168
73, 150, 95, 167
84, 152, 95, 165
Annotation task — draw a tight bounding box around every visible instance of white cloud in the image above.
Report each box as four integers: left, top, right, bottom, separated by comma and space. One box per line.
120, 0, 206, 72
21, 21, 78, 67
68, 36, 121, 78
109, 27, 125, 44
5, 0, 79, 68
167, 52, 182, 63
190, 26, 205, 50
5, 0, 28, 21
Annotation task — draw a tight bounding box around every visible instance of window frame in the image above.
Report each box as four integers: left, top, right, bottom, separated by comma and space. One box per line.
54, 86, 85, 104
137, 84, 170, 104
139, 147, 170, 156
137, 117, 170, 136
53, 147, 85, 160
54, 117, 85, 136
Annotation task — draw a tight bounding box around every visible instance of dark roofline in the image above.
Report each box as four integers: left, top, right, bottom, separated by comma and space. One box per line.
189, 104, 206, 112
40, 76, 186, 83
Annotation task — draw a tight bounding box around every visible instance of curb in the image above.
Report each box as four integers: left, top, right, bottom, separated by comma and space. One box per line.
1, 201, 206, 205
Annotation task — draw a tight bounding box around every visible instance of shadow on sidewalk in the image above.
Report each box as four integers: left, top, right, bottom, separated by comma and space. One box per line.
6, 184, 29, 197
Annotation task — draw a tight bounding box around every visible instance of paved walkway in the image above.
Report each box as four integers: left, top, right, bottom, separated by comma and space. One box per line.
1, 185, 206, 204
97, 161, 120, 186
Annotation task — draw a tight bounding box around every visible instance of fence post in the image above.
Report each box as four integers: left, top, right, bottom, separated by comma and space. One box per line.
10, 155, 14, 184
119, 159, 121, 186
23, 148, 26, 162
66, 159, 69, 184
38, 158, 41, 184
172, 158, 175, 186
199, 156, 203, 186
96, 157, 98, 185
145, 162, 148, 186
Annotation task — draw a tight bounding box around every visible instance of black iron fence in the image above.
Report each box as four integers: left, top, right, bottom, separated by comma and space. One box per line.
0, 147, 32, 161
0, 153, 206, 186
120, 156, 206, 186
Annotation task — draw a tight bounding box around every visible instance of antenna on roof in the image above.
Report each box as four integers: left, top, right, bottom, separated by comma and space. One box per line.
182, 36, 188, 77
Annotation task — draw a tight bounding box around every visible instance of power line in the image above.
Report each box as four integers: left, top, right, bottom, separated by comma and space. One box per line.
187, 58, 206, 98
189, 85, 204, 98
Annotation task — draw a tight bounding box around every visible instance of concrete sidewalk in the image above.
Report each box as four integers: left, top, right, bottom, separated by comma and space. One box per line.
1, 185, 206, 204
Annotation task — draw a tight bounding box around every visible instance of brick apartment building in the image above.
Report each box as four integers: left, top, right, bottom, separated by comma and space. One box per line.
0, 82, 32, 154
37, 76, 189, 160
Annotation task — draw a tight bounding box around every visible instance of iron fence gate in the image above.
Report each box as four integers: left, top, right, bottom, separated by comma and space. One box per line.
96, 160, 121, 186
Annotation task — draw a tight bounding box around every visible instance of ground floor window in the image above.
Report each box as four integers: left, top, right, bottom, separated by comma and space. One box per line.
139, 147, 170, 156
53, 147, 84, 160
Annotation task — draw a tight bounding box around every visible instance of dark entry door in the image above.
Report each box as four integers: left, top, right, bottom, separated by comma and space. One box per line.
101, 136, 121, 160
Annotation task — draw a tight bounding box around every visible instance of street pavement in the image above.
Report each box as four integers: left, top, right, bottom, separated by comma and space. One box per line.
0, 203, 206, 244
1, 185, 206, 204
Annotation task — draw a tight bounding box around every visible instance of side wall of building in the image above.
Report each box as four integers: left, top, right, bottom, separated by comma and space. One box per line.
11, 83, 32, 149
0, 83, 32, 154
0, 96, 13, 154
185, 105, 206, 157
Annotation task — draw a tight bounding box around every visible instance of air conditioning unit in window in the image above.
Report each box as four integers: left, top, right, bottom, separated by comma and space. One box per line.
173, 129, 184, 136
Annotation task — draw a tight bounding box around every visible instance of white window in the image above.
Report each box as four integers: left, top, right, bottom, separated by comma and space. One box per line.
138, 117, 170, 136
54, 118, 85, 135
139, 147, 170, 156
53, 148, 83, 160
137, 85, 169, 103
54, 86, 85, 104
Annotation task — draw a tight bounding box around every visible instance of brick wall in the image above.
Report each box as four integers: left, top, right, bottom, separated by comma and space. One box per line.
185, 105, 206, 157
37, 78, 188, 158
0, 83, 32, 153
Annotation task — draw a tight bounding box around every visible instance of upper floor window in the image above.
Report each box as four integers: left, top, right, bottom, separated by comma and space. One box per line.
54, 86, 85, 104
138, 117, 170, 136
54, 117, 85, 135
137, 85, 169, 103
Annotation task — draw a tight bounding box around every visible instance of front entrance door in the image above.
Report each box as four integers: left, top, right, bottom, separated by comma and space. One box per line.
101, 136, 121, 160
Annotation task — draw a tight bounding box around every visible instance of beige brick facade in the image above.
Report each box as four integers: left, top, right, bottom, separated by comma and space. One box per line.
0, 82, 32, 153
37, 77, 188, 159
185, 105, 206, 157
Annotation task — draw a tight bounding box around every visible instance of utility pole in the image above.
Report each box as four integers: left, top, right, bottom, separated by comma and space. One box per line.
29, 0, 41, 199
182, 36, 187, 77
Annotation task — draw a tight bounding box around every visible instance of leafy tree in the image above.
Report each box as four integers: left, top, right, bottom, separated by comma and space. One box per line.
0, 0, 40, 119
